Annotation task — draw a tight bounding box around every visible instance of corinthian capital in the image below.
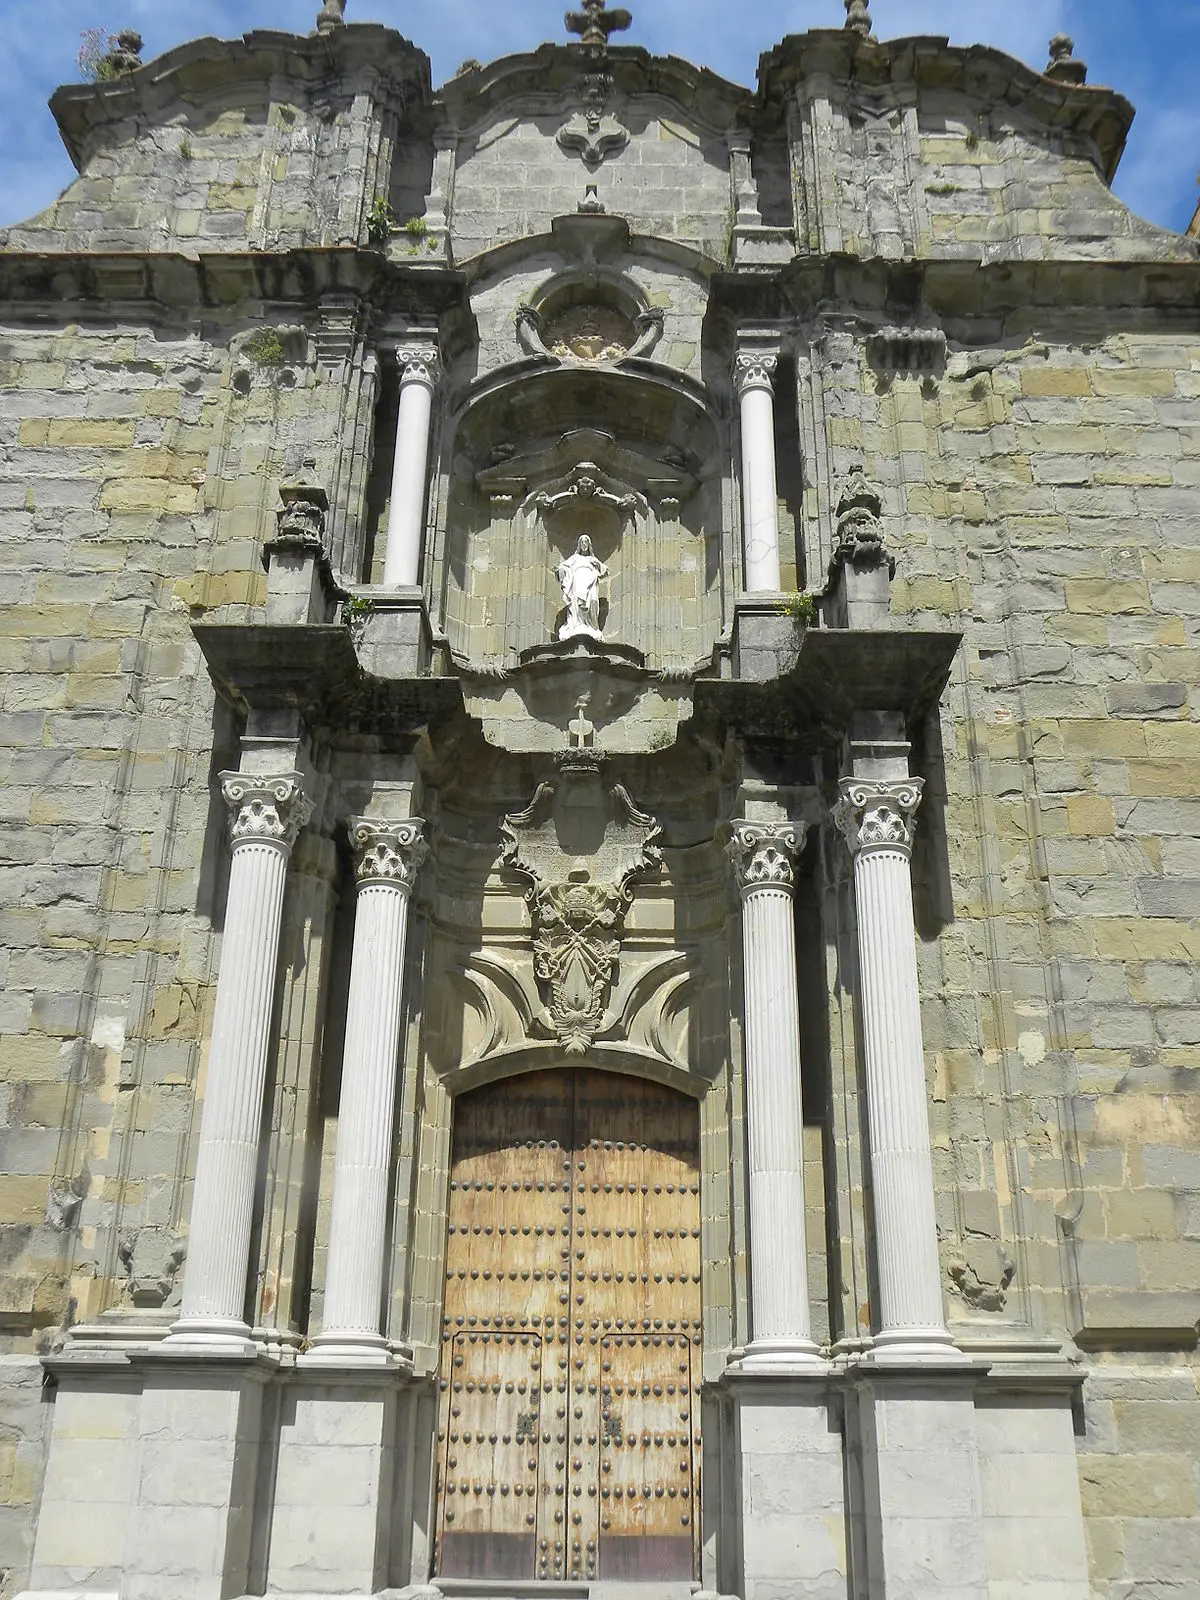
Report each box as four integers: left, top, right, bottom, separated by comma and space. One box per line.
221, 772, 313, 851
727, 821, 808, 894
833, 778, 924, 858
351, 818, 429, 890
732, 348, 778, 397
395, 344, 441, 389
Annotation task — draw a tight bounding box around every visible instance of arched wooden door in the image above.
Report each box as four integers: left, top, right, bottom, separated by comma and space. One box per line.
435, 1068, 702, 1582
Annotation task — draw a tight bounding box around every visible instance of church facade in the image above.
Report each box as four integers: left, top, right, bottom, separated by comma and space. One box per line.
1, 4, 1199, 1598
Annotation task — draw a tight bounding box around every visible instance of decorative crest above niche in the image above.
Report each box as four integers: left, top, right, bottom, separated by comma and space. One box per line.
560, 0, 632, 168
517, 301, 663, 364
502, 749, 661, 1054
475, 428, 696, 511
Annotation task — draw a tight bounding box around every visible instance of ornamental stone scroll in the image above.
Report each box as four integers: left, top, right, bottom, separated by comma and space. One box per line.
222, 772, 313, 850
351, 817, 430, 890
832, 778, 924, 858
726, 821, 807, 892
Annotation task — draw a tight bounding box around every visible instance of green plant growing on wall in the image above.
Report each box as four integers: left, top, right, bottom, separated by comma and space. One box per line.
340, 594, 376, 632
366, 196, 395, 246
179, 136, 194, 160
778, 592, 817, 627
404, 216, 428, 238
78, 28, 119, 81
243, 328, 287, 367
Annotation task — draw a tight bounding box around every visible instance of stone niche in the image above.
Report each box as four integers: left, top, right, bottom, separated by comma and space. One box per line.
441, 225, 724, 672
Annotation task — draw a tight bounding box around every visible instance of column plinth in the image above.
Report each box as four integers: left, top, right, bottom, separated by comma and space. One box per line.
382, 346, 440, 589
734, 349, 782, 594
167, 773, 312, 1354
834, 778, 963, 1364
727, 822, 824, 1370
307, 818, 428, 1366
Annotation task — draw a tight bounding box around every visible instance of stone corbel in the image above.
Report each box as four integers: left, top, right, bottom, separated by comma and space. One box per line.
262, 476, 339, 625
867, 325, 947, 375
824, 462, 895, 629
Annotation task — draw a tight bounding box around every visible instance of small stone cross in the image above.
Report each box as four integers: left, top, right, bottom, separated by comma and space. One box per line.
569, 696, 596, 750
566, 0, 632, 47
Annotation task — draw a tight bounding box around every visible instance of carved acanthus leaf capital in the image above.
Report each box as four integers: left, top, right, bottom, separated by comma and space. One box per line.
727, 821, 808, 894
733, 349, 778, 397
221, 772, 313, 851
350, 817, 429, 889
395, 344, 442, 389
833, 778, 924, 857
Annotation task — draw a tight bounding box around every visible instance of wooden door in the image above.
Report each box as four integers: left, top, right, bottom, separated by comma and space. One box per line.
436, 1068, 702, 1581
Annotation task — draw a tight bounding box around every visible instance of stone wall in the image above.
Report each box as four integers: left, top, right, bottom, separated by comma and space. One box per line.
0, 1357, 47, 1600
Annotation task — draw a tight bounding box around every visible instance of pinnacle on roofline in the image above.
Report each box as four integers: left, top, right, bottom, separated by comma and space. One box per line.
844, 0, 875, 41
565, 0, 633, 49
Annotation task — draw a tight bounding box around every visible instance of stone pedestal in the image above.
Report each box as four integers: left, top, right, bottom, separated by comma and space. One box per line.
28, 1361, 141, 1594
266, 1378, 404, 1593
354, 586, 438, 677
382, 343, 440, 589
120, 1358, 268, 1600
732, 1379, 847, 1600
854, 1373, 989, 1600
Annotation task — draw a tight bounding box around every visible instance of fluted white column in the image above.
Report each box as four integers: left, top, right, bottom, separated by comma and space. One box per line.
168, 773, 312, 1352
382, 345, 440, 588
728, 822, 823, 1368
309, 818, 428, 1364
734, 349, 781, 593
834, 779, 962, 1361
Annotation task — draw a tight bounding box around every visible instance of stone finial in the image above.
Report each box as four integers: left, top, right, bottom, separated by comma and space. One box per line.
565, 0, 632, 47
844, 0, 875, 41
1045, 33, 1088, 85
106, 29, 143, 73
316, 0, 346, 34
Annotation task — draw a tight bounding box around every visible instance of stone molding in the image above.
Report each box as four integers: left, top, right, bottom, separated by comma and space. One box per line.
732, 349, 778, 396
833, 778, 924, 858
727, 821, 808, 893
221, 773, 312, 851
350, 817, 429, 890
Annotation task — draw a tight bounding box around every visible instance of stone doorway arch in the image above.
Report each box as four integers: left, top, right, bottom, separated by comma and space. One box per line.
434, 1066, 702, 1581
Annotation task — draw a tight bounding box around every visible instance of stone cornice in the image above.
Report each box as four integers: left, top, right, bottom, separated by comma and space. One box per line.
4, 251, 1197, 331
0, 249, 470, 325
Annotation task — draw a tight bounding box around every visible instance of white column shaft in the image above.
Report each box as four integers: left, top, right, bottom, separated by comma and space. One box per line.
320, 880, 413, 1342
180, 839, 290, 1332
382, 375, 434, 588
742, 884, 814, 1347
853, 847, 946, 1335
739, 383, 781, 592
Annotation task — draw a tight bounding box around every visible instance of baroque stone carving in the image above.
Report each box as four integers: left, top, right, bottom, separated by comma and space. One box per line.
274, 478, 329, 549
221, 773, 313, 849
565, 0, 632, 46
546, 303, 633, 360
350, 818, 429, 889
557, 110, 630, 169
502, 769, 662, 1054
832, 462, 894, 571
396, 344, 441, 388
833, 778, 924, 857
727, 822, 808, 893
732, 349, 778, 395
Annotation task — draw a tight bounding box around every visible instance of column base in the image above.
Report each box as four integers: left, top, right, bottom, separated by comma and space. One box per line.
301, 1331, 410, 1370
866, 1326, 970, 1366
160, 1316, 259, 1358
731, 1337, 827, 1374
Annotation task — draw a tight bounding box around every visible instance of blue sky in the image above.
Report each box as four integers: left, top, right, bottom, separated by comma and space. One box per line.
1, 0, 1197, 233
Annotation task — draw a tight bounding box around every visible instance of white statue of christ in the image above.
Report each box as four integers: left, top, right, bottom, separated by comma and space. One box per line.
556, 534, 608, 641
